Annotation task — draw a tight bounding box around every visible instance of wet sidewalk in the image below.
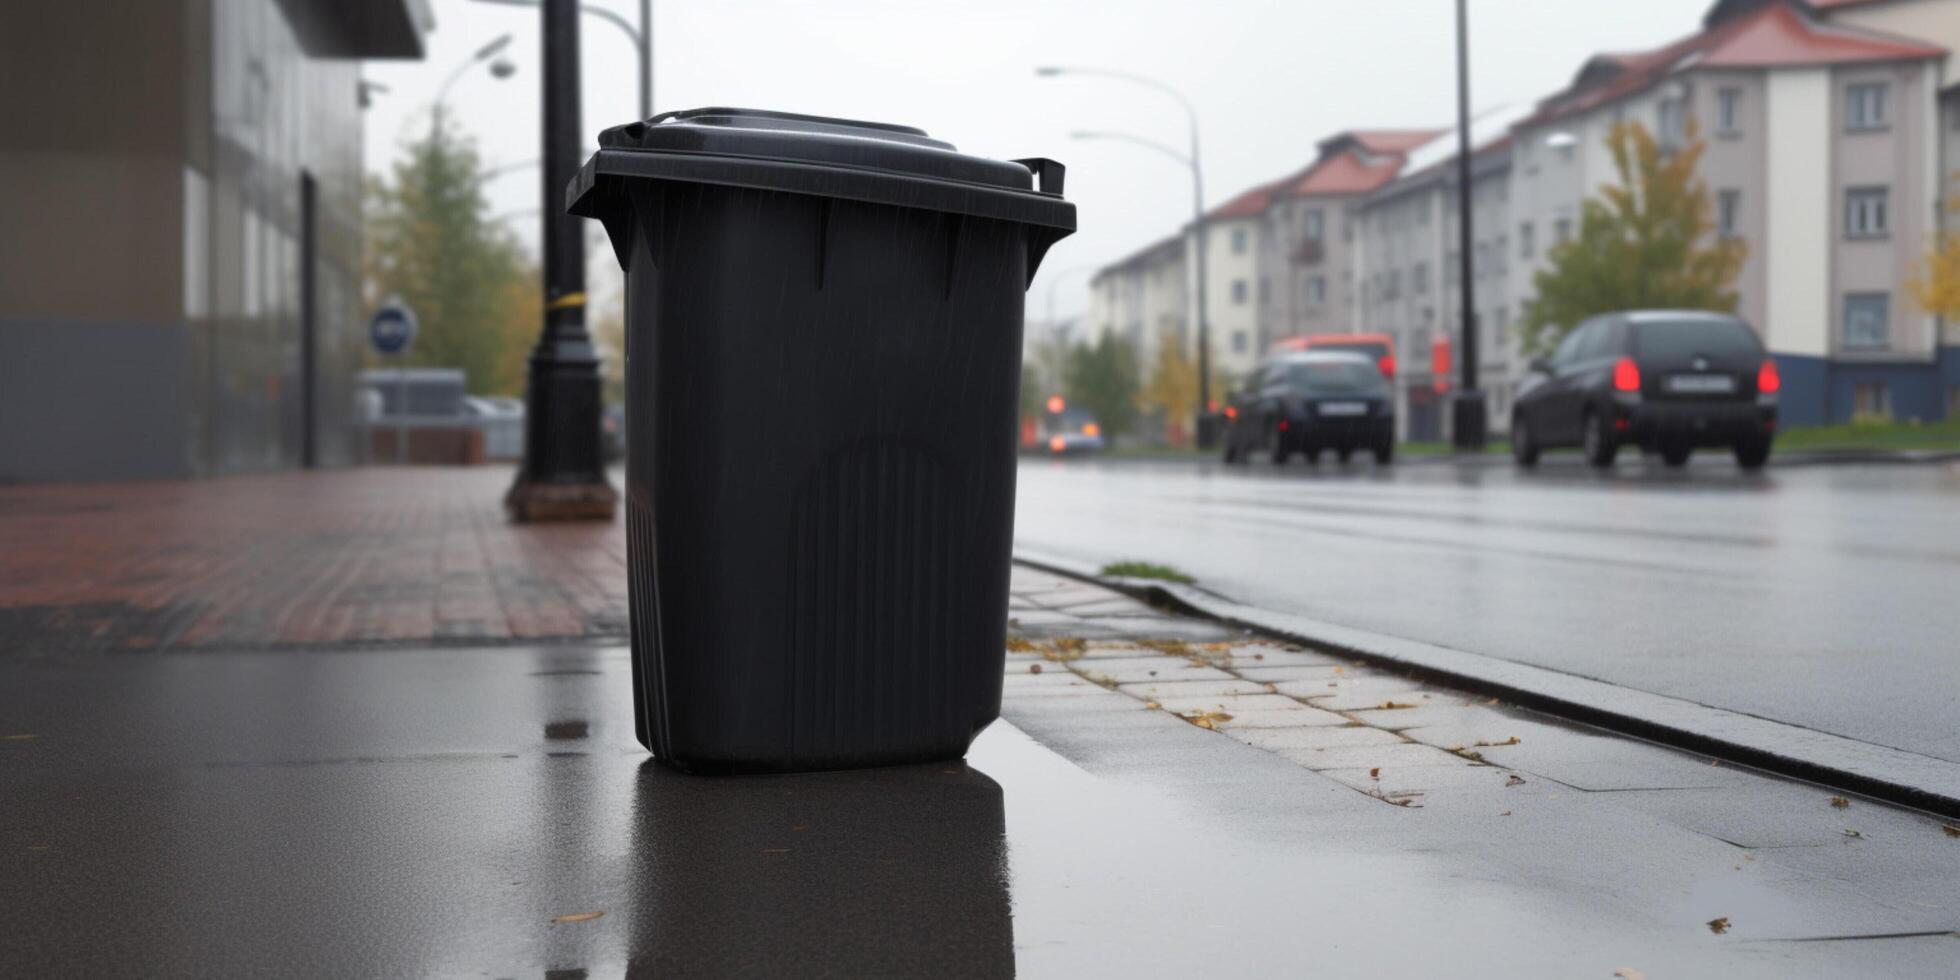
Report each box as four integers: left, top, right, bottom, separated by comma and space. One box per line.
6, 566, 1958, 976
0, 467, 625, 652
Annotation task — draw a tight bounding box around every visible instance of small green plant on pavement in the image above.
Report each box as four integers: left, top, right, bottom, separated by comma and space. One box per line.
1100, 561, 1195, 584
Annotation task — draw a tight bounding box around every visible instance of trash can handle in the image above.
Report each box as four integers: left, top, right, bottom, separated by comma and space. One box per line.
1014, 158, 1065, 197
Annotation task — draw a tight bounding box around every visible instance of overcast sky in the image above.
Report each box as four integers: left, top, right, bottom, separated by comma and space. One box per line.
361, 0, 1714, 321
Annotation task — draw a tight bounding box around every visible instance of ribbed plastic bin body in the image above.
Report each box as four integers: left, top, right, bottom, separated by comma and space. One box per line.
569, 108, 1074, 772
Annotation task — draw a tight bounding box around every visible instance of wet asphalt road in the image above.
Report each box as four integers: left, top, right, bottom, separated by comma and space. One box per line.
1014, 454, 1960, 766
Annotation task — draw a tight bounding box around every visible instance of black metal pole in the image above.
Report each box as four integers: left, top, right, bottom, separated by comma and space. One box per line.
506, 0, 619, 521
1451, 0, 1487, 449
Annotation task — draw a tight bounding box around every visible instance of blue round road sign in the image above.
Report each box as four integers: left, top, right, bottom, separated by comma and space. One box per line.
370, 302, 417, 356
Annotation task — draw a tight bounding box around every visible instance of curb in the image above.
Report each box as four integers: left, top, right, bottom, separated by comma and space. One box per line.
1014, 550, 1960, 820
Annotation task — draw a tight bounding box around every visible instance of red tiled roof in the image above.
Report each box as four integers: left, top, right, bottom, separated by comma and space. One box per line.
1520, 0, 1940, 130
1702, 0, 1942, 66
1206, 181, 1281, 220
1288, 151, 1405, 196
1348, 129, 1447, 155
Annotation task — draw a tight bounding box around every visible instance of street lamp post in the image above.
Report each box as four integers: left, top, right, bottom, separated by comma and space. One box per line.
1038, 66, 1214, 447
505, 0, 618, 521
1451, 0, 1487, 450
433, 34, 515, 141
473, 0, 653, 119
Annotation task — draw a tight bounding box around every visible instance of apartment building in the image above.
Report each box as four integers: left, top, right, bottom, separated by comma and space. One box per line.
1508, 0, 1952, 426
1088, 0, 1960, 431
1355, 106, 1529, 440
1088, 234, 1187, 373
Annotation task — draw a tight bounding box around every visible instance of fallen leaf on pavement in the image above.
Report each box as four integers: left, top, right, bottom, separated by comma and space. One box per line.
552, 911, 605, 924
1028, 663, 1043, 674
1944, 824, 1960, 838
0, 734, 39, 741
1842, 829, 1862, 839
1179, 710, 1233, 730
1498, 810, 1511, 817
1378, 701, 1417, 710
1505, 774, 1526, 786
1144, 701, 1162, 710
1472, 736, 1521, 747
1614, 969, 1647, 980
1331, 666, 1343, 674
1828, 796, 1848, 809
1005, 637, 1035, 652
1707, 917, 1730, 935
1484, 697, 1499, 705
1369, 767, 1380, 779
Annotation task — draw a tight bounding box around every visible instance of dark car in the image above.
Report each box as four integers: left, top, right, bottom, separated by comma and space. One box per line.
1223, 351, 1395, 465
1511, 311, 1779, 470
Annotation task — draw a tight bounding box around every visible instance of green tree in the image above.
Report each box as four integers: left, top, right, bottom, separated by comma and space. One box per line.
1521, 118, 1747, 354
1061, 333, 1140, 437
364, 116, 540, 396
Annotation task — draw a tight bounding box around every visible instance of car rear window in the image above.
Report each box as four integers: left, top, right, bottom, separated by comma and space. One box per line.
1287, 361, 1387, 394
1633, 318, 1762, 359
1312, 340, 1389, 362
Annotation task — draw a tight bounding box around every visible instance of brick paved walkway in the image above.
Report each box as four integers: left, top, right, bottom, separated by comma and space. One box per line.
0, 467, 627, 652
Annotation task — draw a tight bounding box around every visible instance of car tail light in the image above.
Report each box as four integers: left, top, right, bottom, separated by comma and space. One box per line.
1048, 436, 1065, 453
1082, 423, 1100, 437
1224, 405, 1238, 420
1758, 359, 1781, 394
1378, 355, 1397, 378
1612, 356, 1641, 393
1278, 420, 1290, 432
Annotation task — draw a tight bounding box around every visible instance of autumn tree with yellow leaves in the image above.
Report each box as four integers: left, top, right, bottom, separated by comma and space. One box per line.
1522, 119, 1747, 354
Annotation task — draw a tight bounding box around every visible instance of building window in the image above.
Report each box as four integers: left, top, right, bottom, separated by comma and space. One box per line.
1845, 187, 1889, 239
1413, 262, 1430, 295
1232, 331, 1248, 354
1716, 87, 1742, 136
1519, 222, 1535, 259
1231, 228, 1249, 254
1303, 209, 1324, 242
1305, 275, 1326, 306
1386, 270, 1402, 299
1853, 382, 1893, 420
1843, 292, 1890, 350
1231, 279, 1248, 304
1658, 98, 1687, 148
1846, 82, 1889, 131
1553, 217, 1573, 245
1718, 189, 1741, 239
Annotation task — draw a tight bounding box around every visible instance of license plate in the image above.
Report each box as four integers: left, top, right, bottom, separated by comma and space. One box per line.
1318, 401, 1367, 417
1665, 374, 1735, 394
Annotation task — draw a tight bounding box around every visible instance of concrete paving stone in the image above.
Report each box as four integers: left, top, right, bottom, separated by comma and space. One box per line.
1347, 701, 1502, 733
1229, 725, 1407, 752
1229, 664, 1349, 683
1396, 715, 1599, 756
1075, 615, 1244, 642
1004, 609, 1087, 627
1043, 596, 1158, 616
1210, 646, 1344, 668
1470, 735, 1752, 791
1021, 585, 1117, 608
1317, 763, 1518, 794
1213, 706, 1354, 729
1115, 679, 1271, 700
1076, 664, 1237, 686
1007, 621, 1130, 641
1154, 694, 1307, 716
1278, 742, 1469, 772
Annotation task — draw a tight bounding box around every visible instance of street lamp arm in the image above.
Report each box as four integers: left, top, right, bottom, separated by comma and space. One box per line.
1070, 130, 1190, 167
1038, 65, 1196, 127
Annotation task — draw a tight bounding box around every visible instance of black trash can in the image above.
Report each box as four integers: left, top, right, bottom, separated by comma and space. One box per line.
568, 108, 1076, 773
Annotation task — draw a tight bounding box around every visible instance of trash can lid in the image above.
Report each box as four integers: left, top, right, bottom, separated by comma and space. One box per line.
568, 107, 1075, 233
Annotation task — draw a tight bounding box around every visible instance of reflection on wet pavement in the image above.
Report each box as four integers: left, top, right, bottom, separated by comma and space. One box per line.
626, 760, 1012, 976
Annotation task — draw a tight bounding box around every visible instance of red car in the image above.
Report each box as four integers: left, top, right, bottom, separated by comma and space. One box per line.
1270, 333, 1397, 380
